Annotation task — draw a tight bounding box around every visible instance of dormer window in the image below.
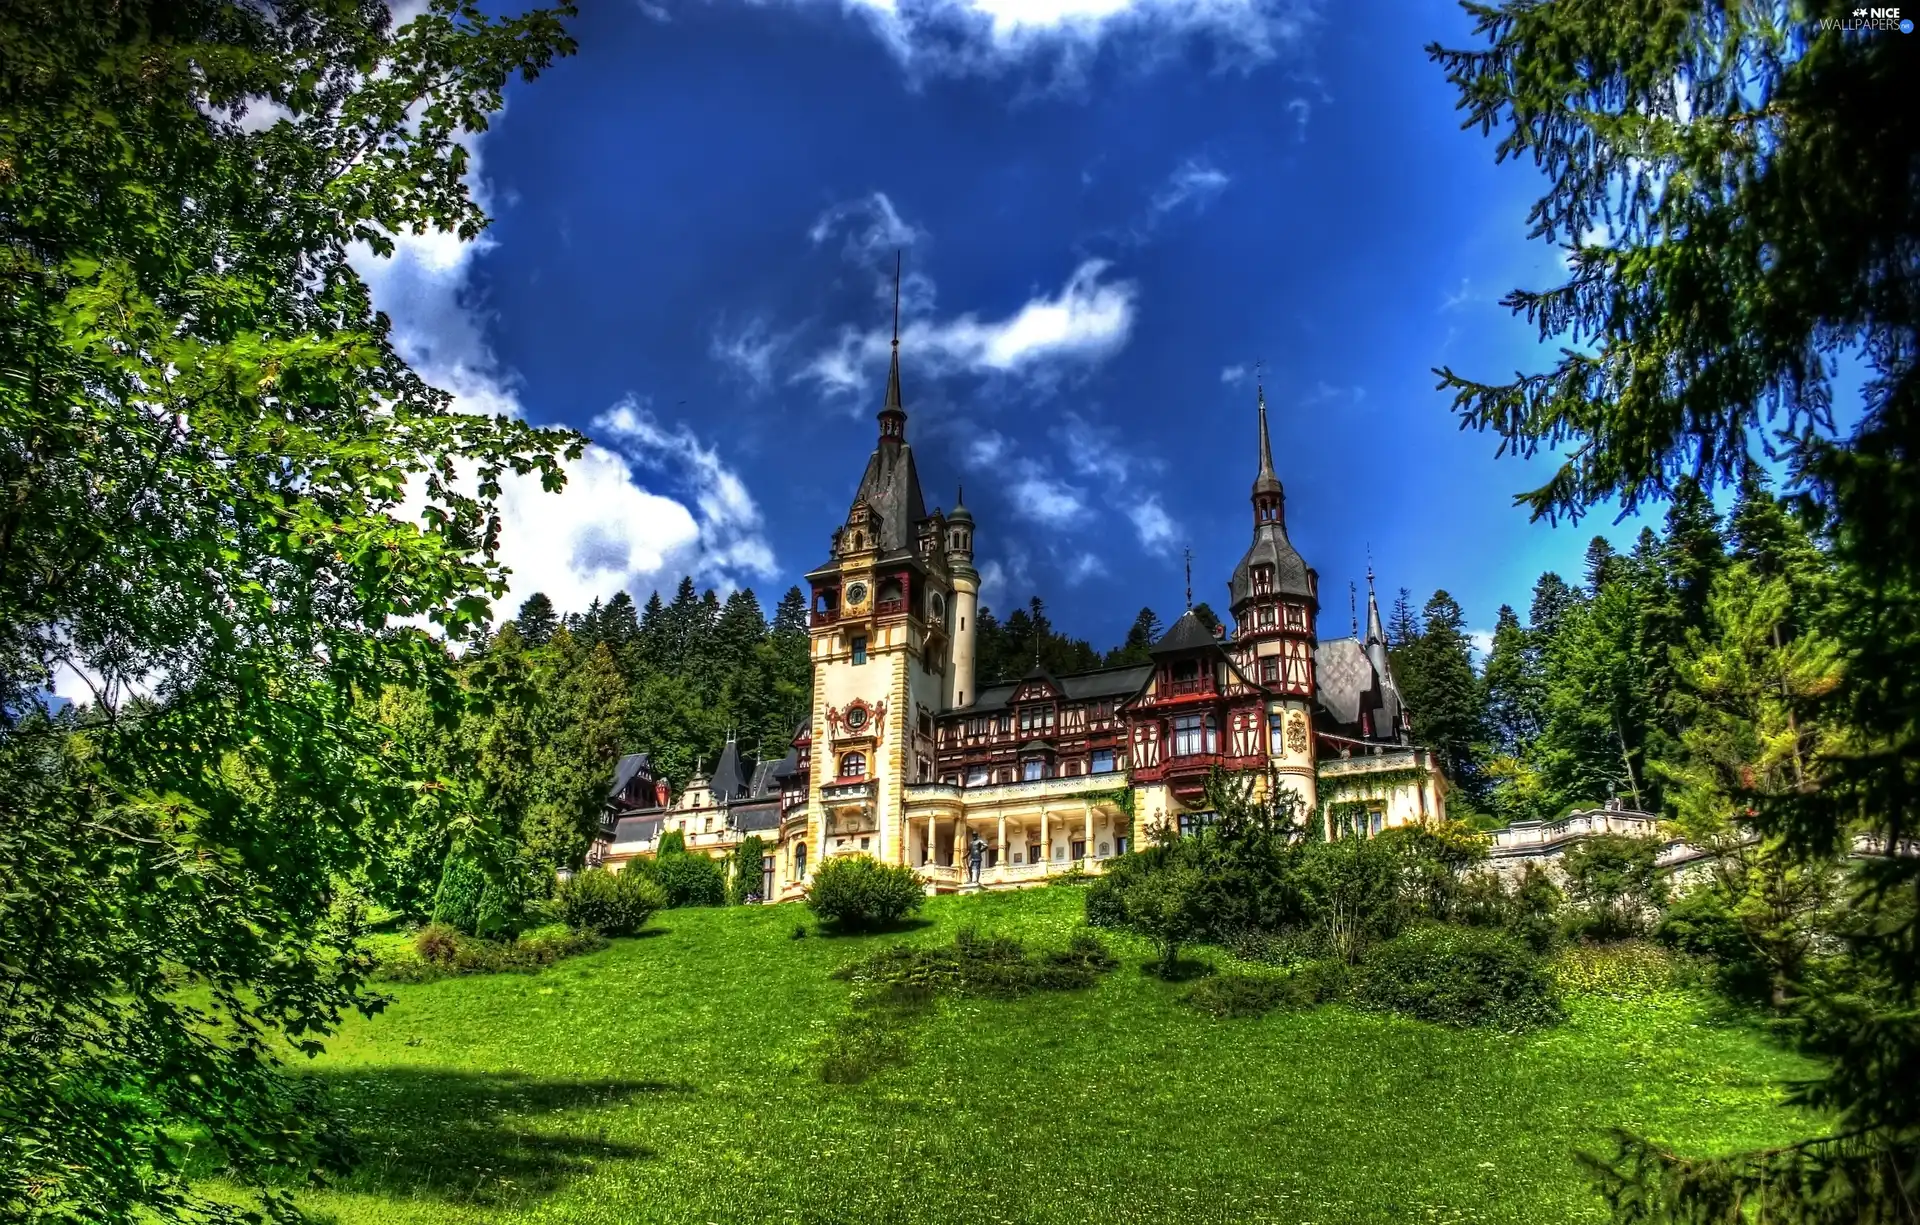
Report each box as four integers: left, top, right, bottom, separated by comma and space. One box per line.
1286, 605, 1305, 630
1259, 605, 1276, 628
1253, 565, 1274, 595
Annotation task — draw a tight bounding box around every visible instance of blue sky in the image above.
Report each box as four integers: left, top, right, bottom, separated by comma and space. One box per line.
363, 0, 1668, 654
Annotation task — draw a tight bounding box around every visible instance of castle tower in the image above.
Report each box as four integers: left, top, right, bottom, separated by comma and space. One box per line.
1226, 380, 1320, 812
1362, 567, 1411, 743
799, 255, 952, 878
944, 485, 978, 710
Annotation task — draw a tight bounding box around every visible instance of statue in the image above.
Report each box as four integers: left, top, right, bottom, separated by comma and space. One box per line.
967, 833, 987, 883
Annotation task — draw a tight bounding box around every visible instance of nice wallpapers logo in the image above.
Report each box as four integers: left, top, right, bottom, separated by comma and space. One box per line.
1824, 6, 1916, 30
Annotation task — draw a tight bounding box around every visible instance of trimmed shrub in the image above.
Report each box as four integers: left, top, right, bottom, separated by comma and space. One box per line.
374, 923, 606, 983
431, 855, 487, 935
555, 867, 668, 936
1185, 959, 1349, 1018
831, 926, 1117, 1000
655, 851, 727, 908
1356, 924, 1564, 1030
729, 835, 769, 904
806, 855, 925, 933
656, 829, 687, 856
1553, 940, 1689, 998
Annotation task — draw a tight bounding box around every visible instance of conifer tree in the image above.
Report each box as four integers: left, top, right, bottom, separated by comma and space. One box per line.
515, 591, 560, 647
1431, 4, 1920, 1211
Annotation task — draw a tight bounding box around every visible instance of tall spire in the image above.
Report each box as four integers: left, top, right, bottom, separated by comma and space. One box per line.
879, 250, 906, 441
1250, 372, 1284, 528
1364, 561, 1386, 646
1184, 547, 1193, 610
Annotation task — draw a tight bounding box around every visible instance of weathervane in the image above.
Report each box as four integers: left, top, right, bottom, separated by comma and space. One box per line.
1350, 581, 1358, 637
1184, 547, 1193, 610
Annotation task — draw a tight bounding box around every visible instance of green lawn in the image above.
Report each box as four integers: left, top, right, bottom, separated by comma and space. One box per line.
277, 888, 1819, 1225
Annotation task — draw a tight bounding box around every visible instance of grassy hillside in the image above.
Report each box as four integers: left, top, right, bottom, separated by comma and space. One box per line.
277, 887, 1817, 1225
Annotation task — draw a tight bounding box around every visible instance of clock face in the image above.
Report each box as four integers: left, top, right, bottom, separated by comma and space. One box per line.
845, 581, 868, 605
929, 592, 946, 621
845, 705, 868, 730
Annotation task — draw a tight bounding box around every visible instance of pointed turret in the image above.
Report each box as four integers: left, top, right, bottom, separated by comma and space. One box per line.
877, 251, 906, 443
1362, 567, 1409, 743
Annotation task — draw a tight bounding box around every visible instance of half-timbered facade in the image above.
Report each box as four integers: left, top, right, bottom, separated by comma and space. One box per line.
600, 307, 1449, 898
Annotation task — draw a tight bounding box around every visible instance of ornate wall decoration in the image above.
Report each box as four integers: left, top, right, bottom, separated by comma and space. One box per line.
1286, 712, 1309, 756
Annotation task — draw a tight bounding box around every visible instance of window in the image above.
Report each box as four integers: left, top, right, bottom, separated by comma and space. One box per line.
966, 765, 988, 787
860, 836, 871, 850
794, 842, 807, 877
1019, 705, 1056, 733
1174, 659, 1199, 682
1172, 713, 1216, 756
996, 714, 1013, 735
1114, 836, 1130, 856
1090, 748, 1116, 774
1261, 657, 1279, 683
1027, 844, 1041, 864
919, 713, 934, 739
703, 817, 713, 834
1260, 605, 1275, 627
1071, 839, 1087, 860
1177, 810, 1218, 837
839, 752, 867, 779
1022, 758, 1046, 781
851, 635, 867, 665
1286, 604, 1305, 630
1064, 762, 1082, 777
918, 756, 933, 781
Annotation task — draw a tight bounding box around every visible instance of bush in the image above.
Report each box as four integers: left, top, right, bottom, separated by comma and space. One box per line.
656, 829, 686, 856
806, 855, 925, 933
1562, 833, 1668, 941
431, 855, 487, 935
655, 851, 727, 908
1355, 924, 1564, 1030
374, 923, 606, 983
1551, 940, 1688, 998
555, 867, 668, 936
728, 835, 768, 905
1185, 960, 1348, 1019
831, 926, 1117, 1000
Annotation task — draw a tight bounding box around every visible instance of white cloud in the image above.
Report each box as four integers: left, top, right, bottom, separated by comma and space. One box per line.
1468, 629, 1494, 660
1285, 96, 1310, 138
1220, 363, 1248, 385
1127, 496, 1177, 554
1064, 552, 1106, 585
769, 0, 1318, 85
802, 259, 1136, 399
710, 317, 795, 395
963, 430, 1089, 530
1149, 158, 1230, 217
809, 191, 926, 262
1299, 380, 1365, 407
351, 120, 775, 622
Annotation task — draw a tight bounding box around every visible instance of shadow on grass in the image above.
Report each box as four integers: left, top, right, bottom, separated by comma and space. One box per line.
812, 916, 936, 939
308, 1067, 681, 1206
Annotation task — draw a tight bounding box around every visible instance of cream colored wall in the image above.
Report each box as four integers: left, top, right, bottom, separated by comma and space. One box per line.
1264, 699, 1319, 812
946, 576, 978, 710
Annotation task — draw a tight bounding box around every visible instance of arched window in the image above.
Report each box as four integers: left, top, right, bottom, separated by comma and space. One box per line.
794, 842, 807, 877
839, 752, 867, 779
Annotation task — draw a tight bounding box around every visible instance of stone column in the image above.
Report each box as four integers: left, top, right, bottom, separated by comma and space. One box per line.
1083, 803, 1093, 865
1040, 807, 1050, 873
996, 815, 1007, 877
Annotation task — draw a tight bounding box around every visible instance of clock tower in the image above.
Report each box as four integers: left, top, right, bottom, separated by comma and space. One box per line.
799, 259, 954, 880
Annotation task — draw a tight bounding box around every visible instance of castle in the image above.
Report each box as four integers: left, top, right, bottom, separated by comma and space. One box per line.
593, 312, 1449, 900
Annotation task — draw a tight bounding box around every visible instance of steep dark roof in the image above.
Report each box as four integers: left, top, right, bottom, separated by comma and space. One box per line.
847, 441, 928, 558
1229, 523, 1314, 607
1062, 664, 1153, 700
709, 738, 747, 803
730, 802, 783, 833
1314, 637, 1373, 727
948, 662, 1154, 715
611, 814, 663, 845
1151, 609, 1223, 656
1253, 385, 1283, 498
609, 752, 651, 798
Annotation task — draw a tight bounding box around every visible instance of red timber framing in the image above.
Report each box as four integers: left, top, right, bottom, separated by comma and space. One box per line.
1125, 647, 1270, 802
932, 669, 1130, 787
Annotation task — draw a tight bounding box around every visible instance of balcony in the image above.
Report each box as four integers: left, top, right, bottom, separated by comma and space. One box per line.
904, 773, 1127, 810
810, 608, 840, 628
1163, 677, 1214, 698
821, 778, 876, 805
874, 597, 906, 617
